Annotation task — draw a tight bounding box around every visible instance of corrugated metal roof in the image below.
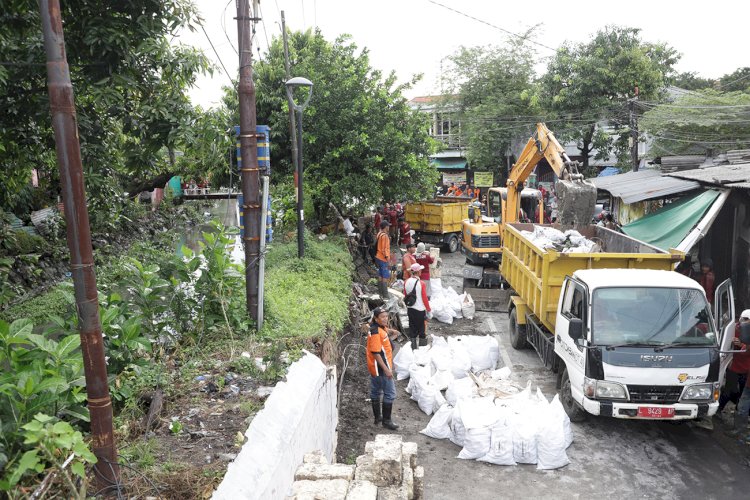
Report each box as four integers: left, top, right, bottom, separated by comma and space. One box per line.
666, 163, 750, 186
727, 181, 750, 189
590, 169, 701, 203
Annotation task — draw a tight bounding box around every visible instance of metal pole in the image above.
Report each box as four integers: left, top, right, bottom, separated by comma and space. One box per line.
630, 88, 639, 172
258, 176, 269, 330
237, 0, 261, 320
297, 110, 305, 258
38, 0, 118, 488
281, 12, 299, 172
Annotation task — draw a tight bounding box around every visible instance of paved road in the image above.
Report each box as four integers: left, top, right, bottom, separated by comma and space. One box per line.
395, 249, 750, 500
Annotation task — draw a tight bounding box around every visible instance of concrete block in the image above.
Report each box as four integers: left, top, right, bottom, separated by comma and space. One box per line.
295, 463, 355, 482
303, 450, 328, 465
413, 466, 424, 500
376, 485, 408, 500
346, 480, 378, 500
290, 479, 349, 500
402, 465, 414, 500
366, 434, 403, 453
354, 452, 401, 488
400, 442, 418, 470
370, 438, 403, 486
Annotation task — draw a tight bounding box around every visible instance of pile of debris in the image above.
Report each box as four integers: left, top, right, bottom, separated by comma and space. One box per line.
521, 225, 601, 253
394, 335, 573, 470
288, 435, 423, 500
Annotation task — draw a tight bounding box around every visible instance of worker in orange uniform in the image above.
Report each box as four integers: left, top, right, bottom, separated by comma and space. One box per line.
367, 307, 400, 430
375, 221, 391, 299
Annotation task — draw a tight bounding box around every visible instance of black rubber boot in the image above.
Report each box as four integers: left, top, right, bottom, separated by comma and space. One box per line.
410, 336, 418, 350
418, 336, 428, 347
378, 281, 389, 299
382, 402, 399, 430
372, 400, 382, 424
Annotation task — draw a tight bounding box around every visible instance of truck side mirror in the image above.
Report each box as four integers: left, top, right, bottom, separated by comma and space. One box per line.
568, 318, 584, 341
468, 206, 475, 221
741, 323, 750, 346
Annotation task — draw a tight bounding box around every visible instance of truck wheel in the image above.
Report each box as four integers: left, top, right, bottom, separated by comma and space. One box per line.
509, 308, 528, 350
446, 234, 459, 253
560, 368, 587, 423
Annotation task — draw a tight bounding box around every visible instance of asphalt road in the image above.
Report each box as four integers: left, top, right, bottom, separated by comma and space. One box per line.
395, 248, 750, 500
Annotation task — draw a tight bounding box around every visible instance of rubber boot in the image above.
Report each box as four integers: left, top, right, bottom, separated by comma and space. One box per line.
418, 336, 429, 347
371, 400, 382, 424
382, 402, 399, 430
378, 280, 389, 299
410, 336, 418, 350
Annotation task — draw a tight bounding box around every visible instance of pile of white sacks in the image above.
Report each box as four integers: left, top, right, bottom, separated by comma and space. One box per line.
393, 335, 573, 470
427, 278, 475, 324
521, 225, 600, 253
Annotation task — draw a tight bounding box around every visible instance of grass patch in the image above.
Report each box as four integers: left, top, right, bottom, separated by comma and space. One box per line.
0, 283, 74, 324
262, 233, 353, 340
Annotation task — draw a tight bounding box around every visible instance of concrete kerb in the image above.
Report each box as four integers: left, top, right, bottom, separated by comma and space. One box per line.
212, 351, 338, 499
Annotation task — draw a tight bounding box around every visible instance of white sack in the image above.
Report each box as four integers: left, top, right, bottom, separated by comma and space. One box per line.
420, 403, 454, 440
551, 395, 574, 449
429, 344, 452, 372
393, 343, 414, 381
464, 335, 500, 372
431, 334, 448, 349
406, 364, 431, 400
429, 369, 454, 391
461, 292, 476, 320
457, 426, 492, 460
459, 396, 498, 430
536, 409, 570, 470
447, 338, 472, 378
511, 414, 538, 464
413, 345, 431, 366
446, 377, 478, 406
449, 405, 467, 447
478, 423, 517, 466
417, 382, 443, 416
491, 367, 512, 380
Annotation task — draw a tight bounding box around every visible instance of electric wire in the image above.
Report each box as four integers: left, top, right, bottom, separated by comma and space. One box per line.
200, 23, 234, 83
221, 0, 239, 55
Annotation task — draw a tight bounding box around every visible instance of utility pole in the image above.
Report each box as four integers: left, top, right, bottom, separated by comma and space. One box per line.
282, 11, 299, 177
630, 86, 640, 172
237, 0, 261, 321
38, 0, 119, 489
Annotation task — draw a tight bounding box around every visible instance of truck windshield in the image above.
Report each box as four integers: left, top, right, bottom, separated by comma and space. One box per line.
592, 287, 716, 347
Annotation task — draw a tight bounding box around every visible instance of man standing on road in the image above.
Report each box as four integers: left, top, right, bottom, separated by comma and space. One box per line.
404, 263, 431, 350
375, 221, 391, 299
367, 307, 400, 430
415, 242, 435, 297
402, 243, 417, 280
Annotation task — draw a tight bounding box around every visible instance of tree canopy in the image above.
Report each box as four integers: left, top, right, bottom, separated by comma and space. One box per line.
251, 29, 437, 220
0, 1, 212, 219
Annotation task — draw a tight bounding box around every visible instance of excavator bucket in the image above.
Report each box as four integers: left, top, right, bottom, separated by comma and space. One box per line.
555, 179, 598, 226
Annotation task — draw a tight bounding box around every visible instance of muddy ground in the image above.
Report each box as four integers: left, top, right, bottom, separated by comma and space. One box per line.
338, 247, 750, 500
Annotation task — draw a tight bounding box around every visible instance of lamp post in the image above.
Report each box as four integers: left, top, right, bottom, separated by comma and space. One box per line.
285, 76, 313, 258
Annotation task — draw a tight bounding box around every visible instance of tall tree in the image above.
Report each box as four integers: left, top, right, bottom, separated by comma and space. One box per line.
640, 89, 750, 156
0, 1, 210, 216
250, 29, 436, 221
540, 26, 679, 173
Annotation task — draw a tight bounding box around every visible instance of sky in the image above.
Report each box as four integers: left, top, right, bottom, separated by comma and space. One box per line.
180, 0, 750, 109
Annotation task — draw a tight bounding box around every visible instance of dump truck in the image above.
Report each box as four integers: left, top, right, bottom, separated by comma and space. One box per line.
461, 123, 597, 311
405, 198, 471, 253
502, 222, 738, 422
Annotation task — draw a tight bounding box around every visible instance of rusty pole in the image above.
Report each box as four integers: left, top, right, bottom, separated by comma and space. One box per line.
237, 0, 261, 320
38, 0, 119, 488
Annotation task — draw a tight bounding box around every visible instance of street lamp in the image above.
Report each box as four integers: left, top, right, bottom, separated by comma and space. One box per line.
285, 76, 313, 259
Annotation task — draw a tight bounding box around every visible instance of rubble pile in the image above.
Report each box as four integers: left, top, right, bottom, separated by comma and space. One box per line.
287, 435, 423, 500
394, 335, 573, 470
521, 225, 601, 253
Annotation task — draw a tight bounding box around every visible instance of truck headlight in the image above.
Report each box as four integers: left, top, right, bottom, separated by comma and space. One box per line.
584, 378, 628, 400
680, 383, 718, 402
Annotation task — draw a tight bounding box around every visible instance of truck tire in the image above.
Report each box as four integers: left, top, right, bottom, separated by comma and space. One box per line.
560, 368, 587, 423
509, 308, 528, 350
446, 234, 459, 253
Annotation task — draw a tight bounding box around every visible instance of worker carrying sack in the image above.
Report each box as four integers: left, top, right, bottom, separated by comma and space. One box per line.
404, 279, 419, 307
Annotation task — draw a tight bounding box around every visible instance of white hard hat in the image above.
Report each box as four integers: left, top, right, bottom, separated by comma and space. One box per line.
740, 309, 750, 320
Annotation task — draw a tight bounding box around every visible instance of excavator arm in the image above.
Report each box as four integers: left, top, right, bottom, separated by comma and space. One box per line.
502, 123, 593, 227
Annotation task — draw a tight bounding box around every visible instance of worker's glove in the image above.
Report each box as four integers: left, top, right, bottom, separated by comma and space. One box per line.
426, 311, 433, 320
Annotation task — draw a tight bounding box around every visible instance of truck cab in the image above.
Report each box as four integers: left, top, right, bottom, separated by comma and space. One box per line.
555, 269, 735, 421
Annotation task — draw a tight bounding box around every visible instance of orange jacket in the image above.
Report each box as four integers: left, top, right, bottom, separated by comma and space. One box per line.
376, 230, 390, 262
366, 323, 393, 377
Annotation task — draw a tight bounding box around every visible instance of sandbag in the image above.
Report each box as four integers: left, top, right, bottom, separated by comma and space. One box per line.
511, 414, 538, 464
413, 345, 431, 366
478, 423, 516, 466
449, 405, 467, 447
458, 396, 498, 430
550, 395, 574, 449
430, 344, 452, 373
393, 344, 414, 381
448, 339, 472, 379
417, 382, 443, 416
445, 286, 463, 318
431, 334, 448, 349
457, 426, 492, 460
463, 335, 499, 372
461, 292, 476, 320
491, 367, 511, 380
420, 404, 453, 440
406, 364, 431, 401
429, 369, 454, 391
445, 377, 478, 406
536, 411, 570, 470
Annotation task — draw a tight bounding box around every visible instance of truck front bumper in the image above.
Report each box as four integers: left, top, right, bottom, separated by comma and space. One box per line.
581, 397, 717, 420
461, 246, 501, 266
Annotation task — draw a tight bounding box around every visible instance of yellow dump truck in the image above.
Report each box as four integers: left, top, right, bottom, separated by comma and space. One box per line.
502, 222, 737, 422
405, 198, 471, 253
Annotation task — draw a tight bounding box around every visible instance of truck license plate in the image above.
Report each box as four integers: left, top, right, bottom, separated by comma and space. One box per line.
637, 407, 675, 418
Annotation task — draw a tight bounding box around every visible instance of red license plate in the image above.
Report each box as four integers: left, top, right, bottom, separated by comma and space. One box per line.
637, 407, 675, 418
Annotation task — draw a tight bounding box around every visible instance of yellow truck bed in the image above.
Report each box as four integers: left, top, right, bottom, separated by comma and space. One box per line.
501, 223, 683, 332
405, 199, 470, 234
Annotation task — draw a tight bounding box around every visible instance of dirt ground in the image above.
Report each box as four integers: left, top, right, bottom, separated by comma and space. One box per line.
338, 247, 750, 500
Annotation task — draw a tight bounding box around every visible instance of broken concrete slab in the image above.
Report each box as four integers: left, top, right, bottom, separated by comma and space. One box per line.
413, 466, 424, 500
376, 484, 409, 500
289, 479, 349, 500
345, 480, 378, 500
294, 463, 355, 482
303, 450, 329, 465
401, 464, 414, 500
401, 442, 418, 470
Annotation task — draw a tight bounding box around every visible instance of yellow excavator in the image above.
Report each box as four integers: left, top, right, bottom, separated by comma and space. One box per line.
461, 122, 597, 311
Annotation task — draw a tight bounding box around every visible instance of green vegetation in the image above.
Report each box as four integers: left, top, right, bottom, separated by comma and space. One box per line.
262, 233, 353, 340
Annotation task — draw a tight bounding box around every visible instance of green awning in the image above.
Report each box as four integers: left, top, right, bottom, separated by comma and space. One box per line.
621, 190, 721, 250
430, 158, 467, 170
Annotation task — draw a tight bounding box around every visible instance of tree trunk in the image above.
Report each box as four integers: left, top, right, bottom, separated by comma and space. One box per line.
578, 124, 596, 176
125, 172, 175, 198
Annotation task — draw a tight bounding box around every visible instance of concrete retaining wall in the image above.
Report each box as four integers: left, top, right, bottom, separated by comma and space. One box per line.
213, 352, 338, 499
